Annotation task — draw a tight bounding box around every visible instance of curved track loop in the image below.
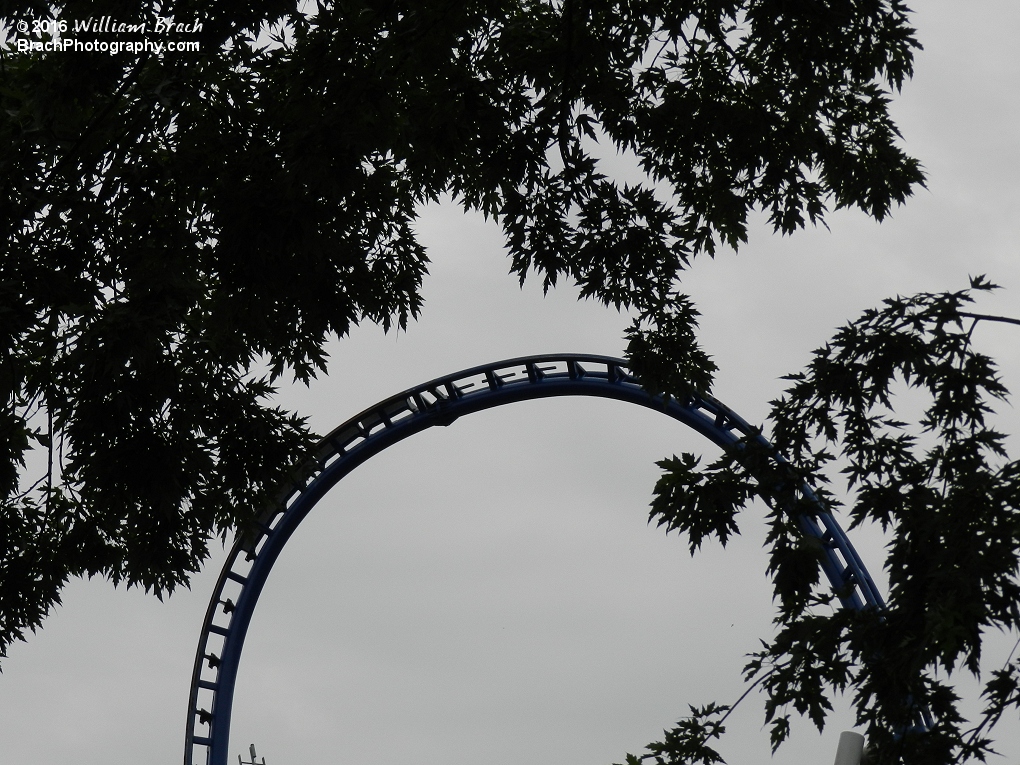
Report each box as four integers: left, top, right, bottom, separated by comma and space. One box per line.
185, 354, 884, 765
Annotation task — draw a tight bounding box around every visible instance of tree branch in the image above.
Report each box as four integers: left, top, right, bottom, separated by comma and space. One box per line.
957, 312, 1020, 328
717, 664, 779, 726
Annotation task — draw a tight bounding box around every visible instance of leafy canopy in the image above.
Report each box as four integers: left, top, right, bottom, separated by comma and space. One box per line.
636, 279, 1020, 764
1, 0, 922, 659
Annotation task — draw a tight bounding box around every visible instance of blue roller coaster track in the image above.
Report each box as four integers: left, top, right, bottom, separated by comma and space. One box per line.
184, 354, 889, 765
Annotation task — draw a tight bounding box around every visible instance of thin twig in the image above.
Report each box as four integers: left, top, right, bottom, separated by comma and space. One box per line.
635, 665, 781, 764
958, 312, 1020, 328
961, 633, 1020, 754
1006, 634, 1020, 665
717, 664, 777, 725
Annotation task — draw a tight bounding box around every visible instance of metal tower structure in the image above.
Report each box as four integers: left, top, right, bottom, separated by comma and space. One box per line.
185, 354, 886, 765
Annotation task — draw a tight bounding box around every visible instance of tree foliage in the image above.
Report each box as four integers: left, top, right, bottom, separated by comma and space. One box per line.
1, 0, 922, 661
635, 278, 1020, 764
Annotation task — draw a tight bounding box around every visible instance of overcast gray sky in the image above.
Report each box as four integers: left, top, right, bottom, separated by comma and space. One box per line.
2, 3, 1020, 764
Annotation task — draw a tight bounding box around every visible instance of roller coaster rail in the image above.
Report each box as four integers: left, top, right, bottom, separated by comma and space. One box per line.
184, 353, 891, 765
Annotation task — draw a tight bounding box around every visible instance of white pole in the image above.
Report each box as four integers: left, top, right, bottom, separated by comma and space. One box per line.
833, 731, 867, 765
